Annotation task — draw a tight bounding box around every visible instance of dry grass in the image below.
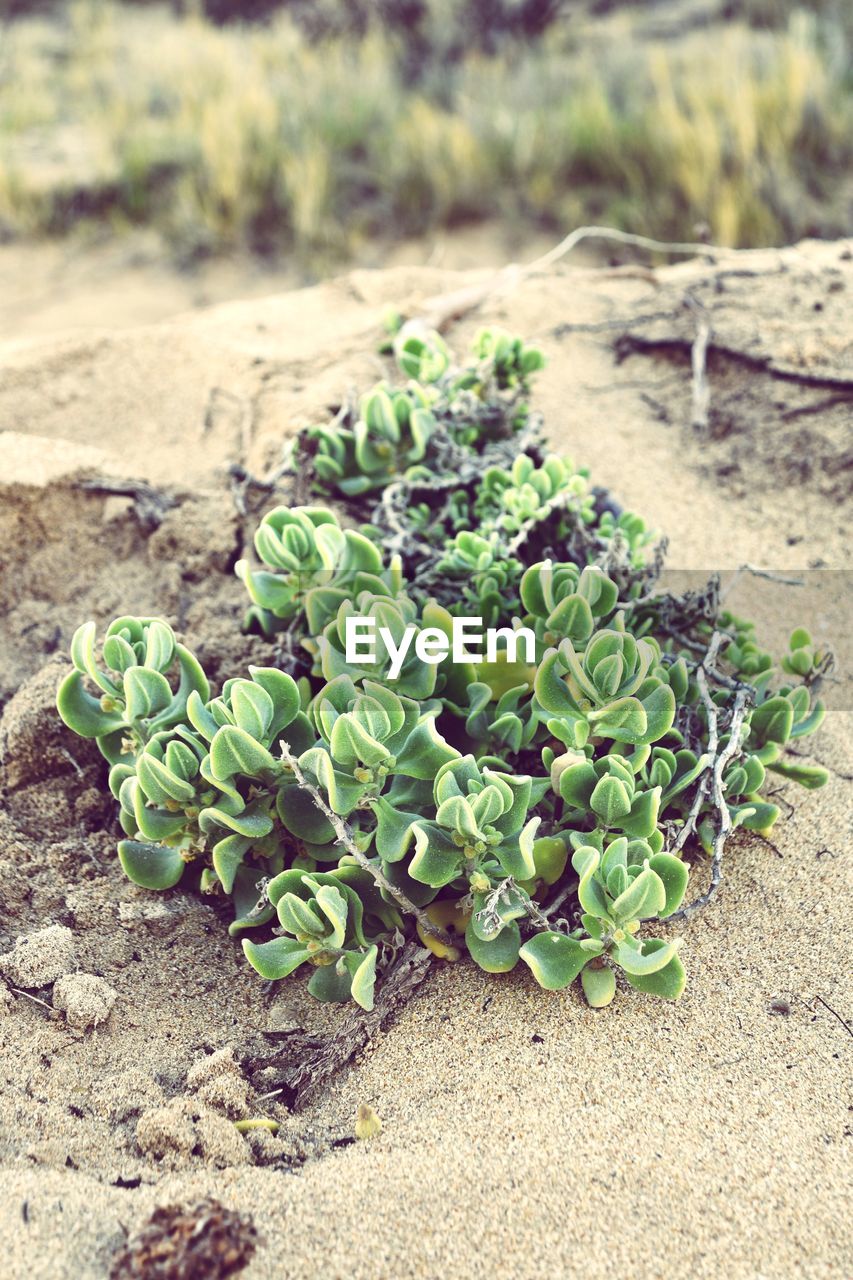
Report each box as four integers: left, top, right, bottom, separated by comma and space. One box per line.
0, 1, 850, 261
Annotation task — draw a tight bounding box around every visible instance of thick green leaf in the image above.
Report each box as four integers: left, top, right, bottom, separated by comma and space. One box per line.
347, 945, 378, 1011
588, 696, 647, 742
136, 753, 196, 806
230, 681, 273, 740
143, 619, 176, 671
610, 865, 666, 924
118, 840, 185, 890
465, 920, 521, 972
227, 865, 276, 935
625, 942, 687, 1000
614, 937, 680, 976
242, 936, 312, 980
132, 791, 186, 843
372, 797, 419, 862
531, 836, 568, 886
276, 784, 336, 843
648, 853, 689, 917
497, 816, 539, 880
278, 893, 326, 939
330, 714, 389, 768
123, 667, 173, 722
518, 932, 589, 990
247, 666, 301, 733
211, 834, 250, 894
639, 683, 676, 743
533, 649, 575, 716
198, 802, 273, 839
621, 786, 661, 839
409, 825, 463, 887
767, 759, 829, 790
572, 846, 611, 921
314, 884, 349, 949
590, 774, 632, 824
57, 671, 123, 739
210, 726, 277, 779
558, 760, 598, 809
581, 964, 616, 1008
751, 697, 794, 746
307, 963, 352, 1003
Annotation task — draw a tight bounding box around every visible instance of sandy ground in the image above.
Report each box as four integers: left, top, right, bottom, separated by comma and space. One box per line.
0, 222, 563, 342
0, 244, 850, 1279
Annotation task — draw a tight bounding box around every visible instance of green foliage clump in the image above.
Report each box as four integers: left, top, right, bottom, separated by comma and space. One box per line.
58, 326, 829, 1013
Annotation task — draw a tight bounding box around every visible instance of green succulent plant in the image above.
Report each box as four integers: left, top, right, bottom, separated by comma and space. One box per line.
294, 674, 458, 824
436, 531, 522, 626
374, 754, 546, 892
243, 868, 391, 1010
534, 625, 678, 749
309, 382, 437, 496
550, 750, 664, 842
236, 504, 399, 636
468, 328, 546, 392
474, 454, 592, 537
519, 839, 688, 1006
317, 593, 438, 698
57, 324, 830, 1013
520, 562, 620, 646
393, 328, 451, 383
57, 615, 209, 764
594, 508, 656, 569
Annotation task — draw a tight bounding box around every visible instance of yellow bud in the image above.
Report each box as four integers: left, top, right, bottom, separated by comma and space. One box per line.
355, 1103, 382, 1140
234, 1118, 279, 1134
416, 898, 471, 961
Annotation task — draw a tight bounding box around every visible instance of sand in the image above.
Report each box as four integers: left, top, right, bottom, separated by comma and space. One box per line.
0, 243, 850, 1279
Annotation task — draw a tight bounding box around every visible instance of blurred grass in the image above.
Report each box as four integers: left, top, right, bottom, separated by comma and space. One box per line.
0, 0, 850, 263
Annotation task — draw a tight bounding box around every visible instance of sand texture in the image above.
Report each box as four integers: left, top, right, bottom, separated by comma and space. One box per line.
0, 243, 850, 1279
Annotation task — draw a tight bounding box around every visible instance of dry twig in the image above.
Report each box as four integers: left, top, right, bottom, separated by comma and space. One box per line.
668, 631, 753, 921
243, 942, 433, 1109
278, 741, 452, 947
690, 311, 711, 431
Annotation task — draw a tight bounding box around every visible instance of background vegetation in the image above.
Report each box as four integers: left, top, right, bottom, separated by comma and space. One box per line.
0, 0, 851, 269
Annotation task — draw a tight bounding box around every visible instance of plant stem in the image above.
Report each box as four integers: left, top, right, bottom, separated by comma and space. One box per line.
669, 631, 753, 920
278, 741, 453, 947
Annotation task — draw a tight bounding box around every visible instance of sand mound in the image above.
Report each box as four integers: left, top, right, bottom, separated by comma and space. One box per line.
0, 247, 850, 1279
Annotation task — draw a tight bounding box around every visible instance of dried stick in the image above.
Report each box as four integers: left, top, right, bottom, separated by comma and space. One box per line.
476, 876, 551, 935
243, 942, 433, 1110
527, 226, 724, 275
690, 314, 711, 431
75, 477, 177, 531
670, 633, 723, 856
278, 741, 452, 947
10, 987, 55, 1015
669, 634, 753, 921
813, 994, 853, 1039
415, 225, 739, 332
720, 564, 804, 604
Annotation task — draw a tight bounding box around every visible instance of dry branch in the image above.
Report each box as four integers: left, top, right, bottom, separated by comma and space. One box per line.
668, 632, 753, 921
690, 313, 711, 431
243, 942, 433, 1109
278, 740, 453, 947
